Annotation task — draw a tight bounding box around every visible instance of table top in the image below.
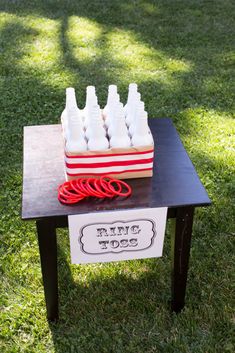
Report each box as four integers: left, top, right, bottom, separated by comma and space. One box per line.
21, 118, 211, 220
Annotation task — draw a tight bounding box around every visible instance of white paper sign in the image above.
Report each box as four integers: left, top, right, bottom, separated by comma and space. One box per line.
68, 207, 168, 264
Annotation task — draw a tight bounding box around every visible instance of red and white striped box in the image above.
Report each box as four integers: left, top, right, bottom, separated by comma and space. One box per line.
65, 145, 154, 180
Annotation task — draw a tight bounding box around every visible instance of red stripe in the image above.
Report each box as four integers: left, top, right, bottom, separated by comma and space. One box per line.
66, 157, 154, 169
66, 167, 153, 176
65, 149, 154, 159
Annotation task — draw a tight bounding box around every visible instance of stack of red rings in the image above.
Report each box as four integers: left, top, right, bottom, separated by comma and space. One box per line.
58, 176, 132, 204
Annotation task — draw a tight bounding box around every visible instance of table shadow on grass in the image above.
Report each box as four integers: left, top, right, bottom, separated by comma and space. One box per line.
48, 235, 171, 351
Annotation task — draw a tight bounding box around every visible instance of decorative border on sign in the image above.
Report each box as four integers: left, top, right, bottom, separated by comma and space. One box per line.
79, 219, 157, 255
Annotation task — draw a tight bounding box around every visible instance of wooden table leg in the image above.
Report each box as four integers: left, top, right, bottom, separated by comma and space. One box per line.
171, 206, 194, 313
36, 219, 59, 321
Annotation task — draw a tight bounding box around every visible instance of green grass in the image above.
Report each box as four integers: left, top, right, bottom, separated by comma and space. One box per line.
0, 0, 235, 352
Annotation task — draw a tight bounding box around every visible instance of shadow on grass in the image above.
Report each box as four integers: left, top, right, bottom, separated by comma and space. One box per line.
0, 0, 234, 118
48, 234, 172, 352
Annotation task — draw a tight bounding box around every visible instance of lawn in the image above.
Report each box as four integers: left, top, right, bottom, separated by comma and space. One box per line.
0, 0, 234, 352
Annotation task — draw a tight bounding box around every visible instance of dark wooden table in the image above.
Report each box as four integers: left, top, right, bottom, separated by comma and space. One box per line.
22, 118, 211, 321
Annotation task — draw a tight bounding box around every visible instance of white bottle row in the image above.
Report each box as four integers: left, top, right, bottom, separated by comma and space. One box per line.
61, 84, 154, 153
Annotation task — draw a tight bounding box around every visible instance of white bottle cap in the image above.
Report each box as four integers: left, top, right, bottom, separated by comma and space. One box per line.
129, 83, 138, 91
108, 85, 117, 93
86, 85, 96, 96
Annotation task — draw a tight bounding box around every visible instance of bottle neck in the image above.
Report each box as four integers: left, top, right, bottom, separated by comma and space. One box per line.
107, 92, 113, 106
86, 86, 96, 106
127, 85, 137, 105
66, 88, 78, 110
108, 85, 117, 98
86, 94, 97, 110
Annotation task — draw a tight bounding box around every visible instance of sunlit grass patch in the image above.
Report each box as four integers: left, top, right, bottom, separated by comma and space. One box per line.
18, 16, 61, 70
107, 29, 192, 84
67, 16, 103, 62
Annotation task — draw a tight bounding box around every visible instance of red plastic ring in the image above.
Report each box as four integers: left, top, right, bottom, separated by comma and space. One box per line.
77, 178, 91, 195
100, 176, 123, 194
58, 185, 80, 199
70, 179, 87, 197
108, 179, 132, 197
85, 178, 104, 198
99, 178, 116, 196
100, 175, 113, 183
94, 179, 114, 198
76, 179, 90, 196
58, 176, 132, 204
58, 193, 84, 204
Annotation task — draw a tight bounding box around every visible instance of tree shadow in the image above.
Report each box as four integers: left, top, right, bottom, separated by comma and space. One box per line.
0, 0, 234, 119
49, 231, 172, 353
